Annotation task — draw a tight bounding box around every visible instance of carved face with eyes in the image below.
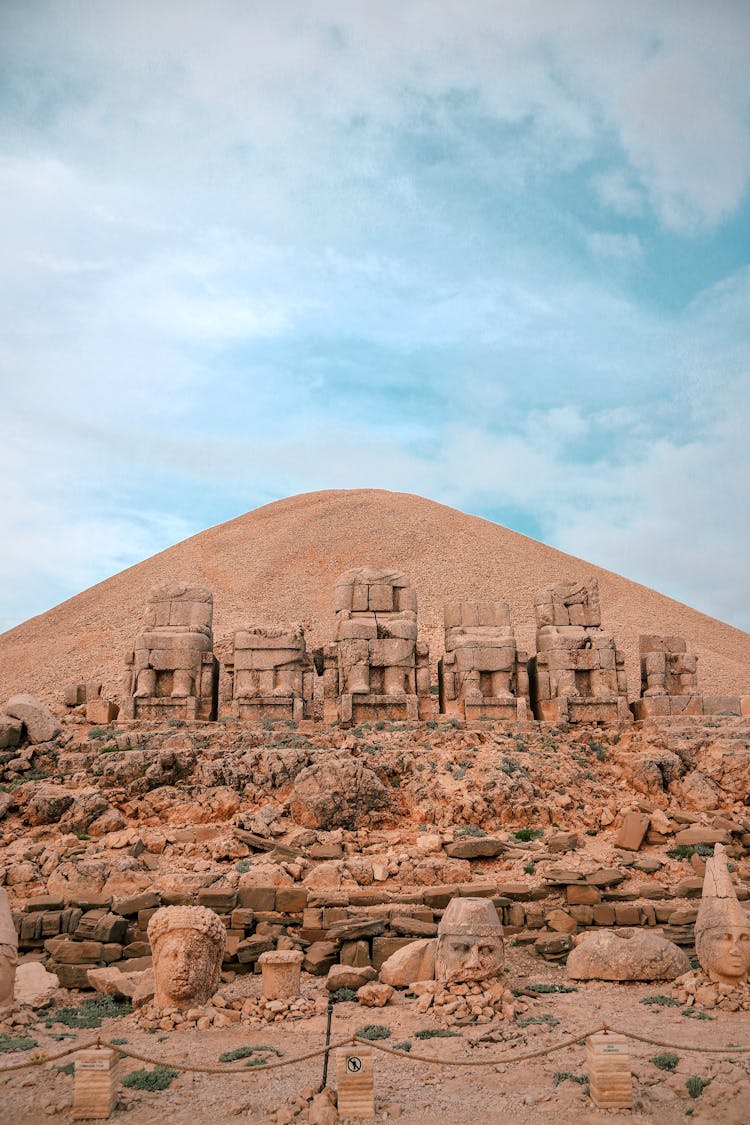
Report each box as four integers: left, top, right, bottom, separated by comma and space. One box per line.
699, 926, 750, 985
435, 897, 505, 984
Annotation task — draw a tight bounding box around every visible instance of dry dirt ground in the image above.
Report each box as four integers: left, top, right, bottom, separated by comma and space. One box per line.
3, 946, 750, 1125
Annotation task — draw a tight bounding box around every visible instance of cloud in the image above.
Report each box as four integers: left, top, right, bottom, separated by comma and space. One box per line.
586, 232, 643, 261
0, 2, 749, 632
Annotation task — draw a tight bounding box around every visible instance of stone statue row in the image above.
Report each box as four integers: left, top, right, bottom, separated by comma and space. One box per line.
121, 568, 737, 727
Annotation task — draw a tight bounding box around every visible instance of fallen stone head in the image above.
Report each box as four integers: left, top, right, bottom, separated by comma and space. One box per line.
147, 905, 226, 1011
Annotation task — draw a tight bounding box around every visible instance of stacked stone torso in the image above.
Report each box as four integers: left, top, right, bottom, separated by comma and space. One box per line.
221, 624, 314, 721
318, 567, 431, 725
633, 634, 702, 719
530, 578, 630, 723
123, 582, 217, 720
633, 634, 743, 718
438, 601, 529, 720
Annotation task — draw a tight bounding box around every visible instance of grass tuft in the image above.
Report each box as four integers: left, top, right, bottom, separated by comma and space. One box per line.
651, 1052, 679, 1072
122, 1066, 178, 1091
356, 1024, 391, 1040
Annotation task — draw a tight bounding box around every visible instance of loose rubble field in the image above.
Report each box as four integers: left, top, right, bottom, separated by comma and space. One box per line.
1, 710, 750, 1122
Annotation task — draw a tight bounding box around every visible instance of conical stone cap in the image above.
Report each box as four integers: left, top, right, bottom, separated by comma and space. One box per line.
697, 844, 748, 931
437, 896, 503, 937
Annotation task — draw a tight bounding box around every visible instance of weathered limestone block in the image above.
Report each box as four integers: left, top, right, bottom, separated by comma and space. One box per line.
14, 961, 58, 1007
147, 905, 225, 1011
379, 938, 436, 987
695, 843, 750, 985
0, 889, 18, 1007
529, 578, 630, 723
317, 567, 431, 725
3, 695, 60, 743
122, 583, 217, 721
221, 624, 314, 721
566, 929, 689, 981
439, 601, 529, 719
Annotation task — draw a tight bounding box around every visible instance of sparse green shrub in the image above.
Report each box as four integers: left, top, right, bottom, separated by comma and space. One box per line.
0, 1034, 38, 1053
218, 1045, 282, 1062
356, 1025, 391, 1040
682, 1008, 712, 1020
87, 727, 110, 740
667, 844, 713, 859
452, 767, 466, 780
640, 994, 679, 1007
516, 1014, 559, 1028
651, 1053, 679, 1072
330, 988, 357, 1004
414, 1028, 460, 1040
513, 828, 542, 842
686, 1075, 710, 1098
56, 1062, 75, 1075
110, 1038, 128, 1045
523, 983, 577, 995
47, 996, 132, 1029
523, 862, 535, 875
392, 1040, 412, 1052
122, 1066, 178, 1091
553, 1071, 588, 1087
236, 859, 253, 874
455, 825, 486, 837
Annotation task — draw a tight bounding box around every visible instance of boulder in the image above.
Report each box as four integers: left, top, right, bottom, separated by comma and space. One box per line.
25, 784, 74, 826
444, 837, 506, 859
357, 982, 393, 1007
0, 716, 23, 750
379, 938, 436, 987
326, 964, 377, 992
0, 793, 13, 821
290, 759, 389, 830
14, 962, 59, 1008
87, 965, 152, 1001
566, 929, 690, 981
3, 695, 59, 744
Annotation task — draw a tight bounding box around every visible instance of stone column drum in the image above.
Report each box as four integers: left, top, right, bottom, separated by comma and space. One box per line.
257, 949, 304, 1000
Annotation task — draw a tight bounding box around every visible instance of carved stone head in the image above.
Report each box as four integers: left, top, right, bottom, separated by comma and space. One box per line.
435, 897, 504, 984
148, 906, 226, 1011
695, 844, 750, 985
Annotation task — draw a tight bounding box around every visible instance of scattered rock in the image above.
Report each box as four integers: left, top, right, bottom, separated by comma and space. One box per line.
14, 962, 58, 1007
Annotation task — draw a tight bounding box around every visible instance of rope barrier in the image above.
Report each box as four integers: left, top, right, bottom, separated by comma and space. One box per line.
0, 1020, 747, 1079
354, 1027, 602, 1067
0, 1035, 354, 1076
605, 1025, 750, 1055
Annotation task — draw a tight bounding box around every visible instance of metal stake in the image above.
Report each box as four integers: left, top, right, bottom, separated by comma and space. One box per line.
320, 995, 334, 1092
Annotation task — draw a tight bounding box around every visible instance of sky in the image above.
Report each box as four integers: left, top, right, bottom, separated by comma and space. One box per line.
1, 1, 749, 633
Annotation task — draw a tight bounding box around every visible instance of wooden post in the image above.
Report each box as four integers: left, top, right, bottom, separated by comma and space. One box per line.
335, 1045, 375, 1119
72, 1047, 119, 1120
586, 1032, 633, 1109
